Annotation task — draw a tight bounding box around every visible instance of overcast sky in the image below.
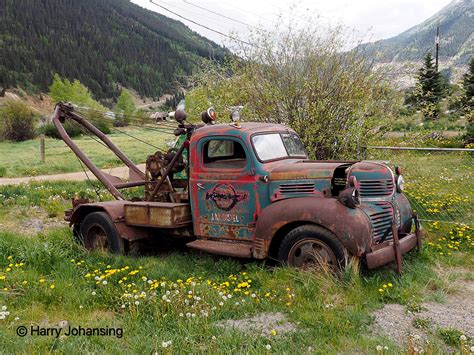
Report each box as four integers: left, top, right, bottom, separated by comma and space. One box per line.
133, 0, 453, 45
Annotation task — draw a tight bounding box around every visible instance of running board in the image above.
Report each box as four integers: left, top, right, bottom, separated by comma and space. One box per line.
186, 240, 252, 258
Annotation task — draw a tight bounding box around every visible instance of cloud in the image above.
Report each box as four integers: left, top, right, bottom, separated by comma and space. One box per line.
133, 0, 453, 44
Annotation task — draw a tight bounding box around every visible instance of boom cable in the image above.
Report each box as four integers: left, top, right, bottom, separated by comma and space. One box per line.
110, 127, 163, 150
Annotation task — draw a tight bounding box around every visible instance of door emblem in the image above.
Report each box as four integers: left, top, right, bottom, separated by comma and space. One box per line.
206, 184, 248, 211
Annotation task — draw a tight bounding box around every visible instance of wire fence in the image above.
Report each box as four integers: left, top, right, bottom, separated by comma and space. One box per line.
364, 146, 473, 225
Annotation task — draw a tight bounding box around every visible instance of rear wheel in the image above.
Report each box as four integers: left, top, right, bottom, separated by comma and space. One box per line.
278, 225, 346, 271
79, 212, 124, 254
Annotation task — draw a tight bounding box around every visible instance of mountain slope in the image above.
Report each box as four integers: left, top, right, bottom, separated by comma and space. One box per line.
0, 0, 227, 99
359, 0, 473, 65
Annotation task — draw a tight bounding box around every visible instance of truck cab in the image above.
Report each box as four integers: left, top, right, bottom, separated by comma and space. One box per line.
185, 122, 421, 271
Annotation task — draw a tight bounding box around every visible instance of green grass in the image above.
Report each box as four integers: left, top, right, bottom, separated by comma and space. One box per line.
0, 127, 171, 177
0, 139, 472, 352
0, 226, 471, 353
0, 180, 472, 353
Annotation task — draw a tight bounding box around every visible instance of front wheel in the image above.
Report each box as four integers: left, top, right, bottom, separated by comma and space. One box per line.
79, 212, 124, 254
277, 225, 347, 271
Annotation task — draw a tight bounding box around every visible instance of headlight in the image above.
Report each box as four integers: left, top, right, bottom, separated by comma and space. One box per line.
396, 174, 405, 192
394, 166, 405, 193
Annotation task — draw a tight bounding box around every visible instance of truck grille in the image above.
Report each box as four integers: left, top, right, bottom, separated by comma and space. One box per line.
359, 179, 394, 197
278, 183, 315, 194
368, 202, 394, 242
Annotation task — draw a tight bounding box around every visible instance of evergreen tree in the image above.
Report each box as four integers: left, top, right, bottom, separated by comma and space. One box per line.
2, 0, 227, 99
416, 53, 445, 119
463, 57, 474, 145
463, 57, 474, 109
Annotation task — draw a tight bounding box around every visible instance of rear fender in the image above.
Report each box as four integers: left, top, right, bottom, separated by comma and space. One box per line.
69, 201, 151, 241
253, 197, 372, 258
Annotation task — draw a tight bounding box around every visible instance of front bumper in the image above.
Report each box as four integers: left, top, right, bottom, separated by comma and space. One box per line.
365, 212, 422, 272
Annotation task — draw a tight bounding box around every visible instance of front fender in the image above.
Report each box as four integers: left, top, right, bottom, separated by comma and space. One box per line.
253, 197, 372, 258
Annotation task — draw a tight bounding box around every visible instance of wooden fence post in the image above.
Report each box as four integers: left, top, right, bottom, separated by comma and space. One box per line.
40, 134, 45, 163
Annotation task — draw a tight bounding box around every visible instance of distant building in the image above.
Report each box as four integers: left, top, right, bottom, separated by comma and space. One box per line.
150, 111, 168, 121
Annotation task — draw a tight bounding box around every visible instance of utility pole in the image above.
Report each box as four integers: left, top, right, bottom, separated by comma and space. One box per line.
435, 25, 440, 72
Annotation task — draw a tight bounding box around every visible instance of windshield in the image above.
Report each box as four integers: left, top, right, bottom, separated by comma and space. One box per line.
252, 132, 307, 161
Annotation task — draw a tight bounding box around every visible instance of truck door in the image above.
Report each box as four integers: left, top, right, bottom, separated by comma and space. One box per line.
189, 136, 258, 240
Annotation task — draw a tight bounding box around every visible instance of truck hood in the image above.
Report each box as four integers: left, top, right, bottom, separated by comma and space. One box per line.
267, 160, 356, 181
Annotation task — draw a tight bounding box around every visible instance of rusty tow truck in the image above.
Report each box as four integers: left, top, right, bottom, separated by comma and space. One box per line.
52, 103, 422, 272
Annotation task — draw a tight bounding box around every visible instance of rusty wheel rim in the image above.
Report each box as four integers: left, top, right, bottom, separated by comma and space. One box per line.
86, 226, 108, 252
288, 238, 337, 270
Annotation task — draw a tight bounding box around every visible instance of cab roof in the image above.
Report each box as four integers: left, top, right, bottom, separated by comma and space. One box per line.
192, 122, 295, 140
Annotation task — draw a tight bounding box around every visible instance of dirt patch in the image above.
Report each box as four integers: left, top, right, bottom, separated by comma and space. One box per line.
372, 275, 474, 347
215, 312, 297, 337
0, 164, 146, 186
0, 206, 67, 235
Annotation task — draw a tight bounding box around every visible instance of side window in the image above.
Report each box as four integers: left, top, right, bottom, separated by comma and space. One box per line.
203, 139, 247, 169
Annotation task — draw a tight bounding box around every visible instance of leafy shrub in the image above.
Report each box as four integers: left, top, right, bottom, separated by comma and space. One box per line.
113, 117, 128, 127
0, 99, 37, 141
93, 120, 111, 134
39, 122, 82, 139
39, 117, 110, 139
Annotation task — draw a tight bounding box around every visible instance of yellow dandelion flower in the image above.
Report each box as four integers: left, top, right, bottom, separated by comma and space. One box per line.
0, 276, 6, 280
7, 256, 13, 260
50, 284, 56, 289
271, 329, 277, 336
388, 283, 393, 287
6, 268, 11, 272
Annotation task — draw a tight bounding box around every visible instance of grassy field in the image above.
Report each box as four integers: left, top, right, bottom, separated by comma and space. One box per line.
0, 180, 473, 353
0, 132, 473, 352
0, 225, 472, 353
0, 127, 172, 178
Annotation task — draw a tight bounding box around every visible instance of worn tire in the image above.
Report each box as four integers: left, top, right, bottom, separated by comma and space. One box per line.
277, 224, 347, 270
79, 212, 124, 254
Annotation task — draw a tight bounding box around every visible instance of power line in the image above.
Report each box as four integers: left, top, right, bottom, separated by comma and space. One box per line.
218, 1, 275, 25
149, 0, 255, 48
181, 0, 263, 31
159, 0, 226, 28
73, 106, 178, 129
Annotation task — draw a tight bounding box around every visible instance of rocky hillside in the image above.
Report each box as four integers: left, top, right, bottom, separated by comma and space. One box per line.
359, 0, 473, 65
